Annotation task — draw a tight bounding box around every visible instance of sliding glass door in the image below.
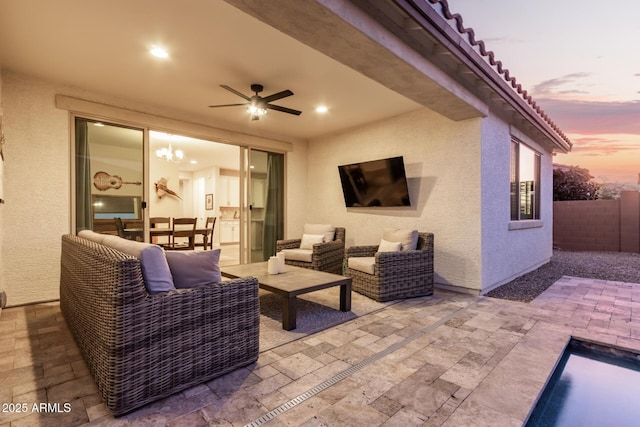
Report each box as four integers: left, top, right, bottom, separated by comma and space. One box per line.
73, 116, 284, 265
74, 118, 145, 236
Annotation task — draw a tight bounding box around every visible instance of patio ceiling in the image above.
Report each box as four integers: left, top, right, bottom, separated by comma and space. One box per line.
0, 0, 568, 153
0, 0, 471, 143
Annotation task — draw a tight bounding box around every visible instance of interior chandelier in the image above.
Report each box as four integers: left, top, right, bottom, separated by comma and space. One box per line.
156, 140, 183, 162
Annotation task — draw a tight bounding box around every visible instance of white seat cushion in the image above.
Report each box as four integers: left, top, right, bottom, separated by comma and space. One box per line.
283, 248, 313, 262
303, 223, 335, 243
348, 256, 376, 275
383, 229, 418, 251
78, 229, 107, 244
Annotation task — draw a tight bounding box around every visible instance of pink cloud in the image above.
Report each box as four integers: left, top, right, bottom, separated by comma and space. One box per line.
534, 97, 640, 134
529, 73, 640, 134
567, 136, 640, 156
561, 135, 640, 159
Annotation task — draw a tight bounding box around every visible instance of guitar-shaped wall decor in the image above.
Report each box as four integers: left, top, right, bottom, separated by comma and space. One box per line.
93, 171, 142, 191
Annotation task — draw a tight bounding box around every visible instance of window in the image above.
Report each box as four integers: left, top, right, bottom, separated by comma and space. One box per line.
510, 139, 541, 221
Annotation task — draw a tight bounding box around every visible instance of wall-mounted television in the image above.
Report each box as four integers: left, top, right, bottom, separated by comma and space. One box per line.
338, 156, 411, 207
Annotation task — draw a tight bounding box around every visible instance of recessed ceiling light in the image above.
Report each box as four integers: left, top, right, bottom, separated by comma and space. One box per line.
190, 160, 197, 165
150, 46, 169, 59
315, 105, 328, 113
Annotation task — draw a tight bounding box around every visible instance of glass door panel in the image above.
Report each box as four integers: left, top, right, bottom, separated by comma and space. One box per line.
75, 118, 144, 237
148, 131, 241, 264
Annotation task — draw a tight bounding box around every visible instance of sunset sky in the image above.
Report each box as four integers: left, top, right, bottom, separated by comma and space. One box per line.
447, 0, 640, 184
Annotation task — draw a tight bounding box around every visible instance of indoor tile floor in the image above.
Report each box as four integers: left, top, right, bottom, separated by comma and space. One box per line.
2, 276, 640, 426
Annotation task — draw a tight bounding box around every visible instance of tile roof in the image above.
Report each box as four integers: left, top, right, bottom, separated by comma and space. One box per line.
429, 0, 572, 148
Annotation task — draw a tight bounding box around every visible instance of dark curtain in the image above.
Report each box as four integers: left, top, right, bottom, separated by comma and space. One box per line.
75, 119, 92, 232
262, 152, 284, 259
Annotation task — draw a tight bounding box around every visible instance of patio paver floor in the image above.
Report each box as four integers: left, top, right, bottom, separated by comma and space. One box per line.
1, 275, 640, 426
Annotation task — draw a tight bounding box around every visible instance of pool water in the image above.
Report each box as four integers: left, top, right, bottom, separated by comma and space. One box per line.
525, 339, 640, 427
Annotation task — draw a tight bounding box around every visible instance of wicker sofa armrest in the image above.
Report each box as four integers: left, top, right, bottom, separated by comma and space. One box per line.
345, 245, 379, 258
276, 238, 302, 251
375, 249, 434, 276
312, 239, 344, 256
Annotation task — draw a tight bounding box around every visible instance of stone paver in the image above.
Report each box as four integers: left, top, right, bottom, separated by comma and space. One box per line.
1, 276, 640, 425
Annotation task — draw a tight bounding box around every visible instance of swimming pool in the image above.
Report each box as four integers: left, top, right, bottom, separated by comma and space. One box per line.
525, 338, 640, 426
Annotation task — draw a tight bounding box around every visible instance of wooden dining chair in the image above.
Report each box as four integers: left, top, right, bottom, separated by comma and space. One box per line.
169, 217, 197, 250
150, 217, 171, 246
195, 216, 216, 250
114, 217, 142, 241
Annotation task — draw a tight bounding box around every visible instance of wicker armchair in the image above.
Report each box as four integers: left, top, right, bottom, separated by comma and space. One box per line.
276, 227, 345, 274
345, 232, 434, 301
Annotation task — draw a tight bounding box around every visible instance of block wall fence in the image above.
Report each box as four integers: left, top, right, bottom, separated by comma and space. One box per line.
553, 191, 640, 253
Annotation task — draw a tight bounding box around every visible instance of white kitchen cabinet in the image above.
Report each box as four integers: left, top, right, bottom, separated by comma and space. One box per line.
251, 178, 266, 208
219, 175, 240, 207
220, 220, 239, 244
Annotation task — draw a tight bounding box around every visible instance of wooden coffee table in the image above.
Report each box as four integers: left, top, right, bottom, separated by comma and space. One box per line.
221, 262, 352, 331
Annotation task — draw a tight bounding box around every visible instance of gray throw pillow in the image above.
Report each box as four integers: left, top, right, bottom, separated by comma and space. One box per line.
165, 249, 222, 288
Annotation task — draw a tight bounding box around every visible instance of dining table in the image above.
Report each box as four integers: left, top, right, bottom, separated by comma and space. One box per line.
123, 227, 210, 246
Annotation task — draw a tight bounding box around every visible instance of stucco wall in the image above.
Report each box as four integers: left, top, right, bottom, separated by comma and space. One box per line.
480, 112, 554, 292
1, 70, 308, 306
306, 108, 484, 292
0, 68, 4, 309
3, 72, 70, 305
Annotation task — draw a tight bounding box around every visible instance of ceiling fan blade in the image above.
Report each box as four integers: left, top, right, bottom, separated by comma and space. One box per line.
208, 103, 247, 108
220, 85, 250, 101
262, 89, 294, 103
267, 104, 302, 116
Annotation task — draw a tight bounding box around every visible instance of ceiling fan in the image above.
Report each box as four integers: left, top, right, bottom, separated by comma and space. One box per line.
208, 84, 302, 121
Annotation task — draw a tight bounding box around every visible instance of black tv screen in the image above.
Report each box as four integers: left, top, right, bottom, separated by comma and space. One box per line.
338, 156, 411, 207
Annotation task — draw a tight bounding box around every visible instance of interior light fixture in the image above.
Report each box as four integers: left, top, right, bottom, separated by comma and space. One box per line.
156, 139, 183, 162
150, 46, 169, 59
248, 100, 267, 121
315, 105, 328, 113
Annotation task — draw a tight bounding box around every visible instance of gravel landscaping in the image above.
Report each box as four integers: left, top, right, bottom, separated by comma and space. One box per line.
486, 250, 640, 303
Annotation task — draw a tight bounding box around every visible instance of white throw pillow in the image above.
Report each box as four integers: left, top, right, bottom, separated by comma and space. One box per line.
300, 233, 325, 249
303, 224, 336, 243
165, 250, 222, 288
382, 229, 418, 251
377, 238, 402, 253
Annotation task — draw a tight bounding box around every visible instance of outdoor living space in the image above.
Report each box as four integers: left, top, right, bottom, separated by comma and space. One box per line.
2, 274, 640, 426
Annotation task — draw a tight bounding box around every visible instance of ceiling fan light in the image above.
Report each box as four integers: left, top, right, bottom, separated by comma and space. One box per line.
247, 104, 267, 116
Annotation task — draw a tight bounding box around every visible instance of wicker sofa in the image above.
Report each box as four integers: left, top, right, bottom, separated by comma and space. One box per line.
276, 226, 345, 274
60, 233, 260, 416
345, 231, 434, 301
